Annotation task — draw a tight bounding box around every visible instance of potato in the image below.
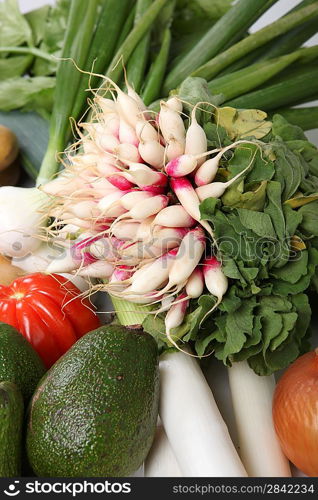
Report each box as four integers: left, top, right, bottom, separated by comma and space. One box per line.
0, 254, 24, 286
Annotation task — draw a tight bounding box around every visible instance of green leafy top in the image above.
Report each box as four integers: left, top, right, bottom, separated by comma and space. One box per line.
143, 111, 318, 375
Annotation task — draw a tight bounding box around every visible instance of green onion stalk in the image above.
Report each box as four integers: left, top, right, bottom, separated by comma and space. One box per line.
36, 0, 100, 186
191, 3, 318, 82
36, 0, 169, 185
275, 107, 318, 131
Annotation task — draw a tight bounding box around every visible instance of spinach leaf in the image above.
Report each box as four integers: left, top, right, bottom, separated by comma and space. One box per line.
272, 141, 304, 201
299, 201, 318, 236
237, 208, 276, 239
222, 181, 268, 211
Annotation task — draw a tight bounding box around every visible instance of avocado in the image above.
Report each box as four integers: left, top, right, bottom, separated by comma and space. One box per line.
0, 323, 46, 402
0, 382, 24, 477
26, 324, 159, 477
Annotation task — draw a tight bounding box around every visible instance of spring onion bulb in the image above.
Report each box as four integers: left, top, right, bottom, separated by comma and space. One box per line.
0, 187, 49, 258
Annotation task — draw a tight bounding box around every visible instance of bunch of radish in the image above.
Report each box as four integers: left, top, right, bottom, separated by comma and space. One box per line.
41, 79, 257, 343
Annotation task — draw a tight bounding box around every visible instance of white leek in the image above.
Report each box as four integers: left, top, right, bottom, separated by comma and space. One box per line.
228, 361, 291, 477
0, 187, 48, 258
144, 425, 182, 477
159, 350, 247, 477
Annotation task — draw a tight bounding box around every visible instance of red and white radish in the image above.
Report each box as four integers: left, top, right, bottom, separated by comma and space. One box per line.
185, 105, 207, 166
186, 267, 204, 298
165, 155, 197, 177
153, 205, 195, 228
129, 195, 169, 220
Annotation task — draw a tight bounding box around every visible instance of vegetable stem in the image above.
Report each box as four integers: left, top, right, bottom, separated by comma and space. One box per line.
208, 52, 300, 101
106, 0, 169, 85
0, 47, 53, 62
110, 296, 151, 326
193, 3, 318, 81
71, 0, 131, 121
142, 28, 171, 105
274, 107, 318, 131
37, 0, 100, 185
126, 0, 152, 93
226, 67, 318, 111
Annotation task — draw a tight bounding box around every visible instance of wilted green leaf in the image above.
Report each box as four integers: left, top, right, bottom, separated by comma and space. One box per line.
215, 106, 272, 140
285, 193, 318, 208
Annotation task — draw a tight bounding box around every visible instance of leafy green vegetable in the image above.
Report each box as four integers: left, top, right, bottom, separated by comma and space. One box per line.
32, 0, 70, 76
0, 55, 32, 81
143, 112, 318, 375
299, 201, 318, 237
215, 106, 272, 139
0, 0, 32, 47
176, 77, 223, 121
222, 180, 268, 211
25, 5, 50, 46
0, 77, 55, 115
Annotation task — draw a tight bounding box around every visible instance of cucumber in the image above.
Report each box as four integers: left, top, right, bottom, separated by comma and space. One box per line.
0, 382, 23, 477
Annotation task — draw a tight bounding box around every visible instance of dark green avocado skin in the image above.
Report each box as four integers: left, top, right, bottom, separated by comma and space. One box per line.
26, 324, 159, 477
0, 381, 24, 477
0, 323, 46, 402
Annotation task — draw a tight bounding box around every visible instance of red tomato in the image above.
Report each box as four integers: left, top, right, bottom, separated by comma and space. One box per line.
0, 273, 101, 368
273, 350, 318, 477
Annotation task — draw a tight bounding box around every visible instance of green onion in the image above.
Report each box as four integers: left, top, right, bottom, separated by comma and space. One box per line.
260, 19, 318, 62
226, 67, 318, 111
110, 296, 151, 326
220, 1, 318, 75
163, 0, 279, 93
273, 107, 318, 131
37, 0, 99, 186
142, 28, 171, 105
126, 0, 152, 93
263, 58, 318, 87
106, 0, 169, 85
21, 154, 38, 181
114, 5, 136, 52
193, 3, 318, 81
208, 51, 300, 101
259, 0, 318, 61
71, 0, 132, 121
